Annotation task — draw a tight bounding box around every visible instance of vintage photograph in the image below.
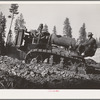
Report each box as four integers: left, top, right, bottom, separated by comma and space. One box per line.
0, 2, 100, 89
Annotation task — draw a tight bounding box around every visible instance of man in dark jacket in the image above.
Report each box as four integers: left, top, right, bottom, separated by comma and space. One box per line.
37, 24, 43, 43
78, 32, 97, 57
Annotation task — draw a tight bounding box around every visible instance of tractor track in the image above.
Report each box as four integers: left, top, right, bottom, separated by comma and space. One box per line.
25, 48, 85, 64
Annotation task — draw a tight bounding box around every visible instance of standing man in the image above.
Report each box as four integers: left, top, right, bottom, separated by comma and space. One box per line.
37, 24, 43, 43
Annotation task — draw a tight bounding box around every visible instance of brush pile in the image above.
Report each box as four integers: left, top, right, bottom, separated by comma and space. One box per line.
0, 56, 99, 89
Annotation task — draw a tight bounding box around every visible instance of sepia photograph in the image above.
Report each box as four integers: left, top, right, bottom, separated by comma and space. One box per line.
0, 1, 100, 89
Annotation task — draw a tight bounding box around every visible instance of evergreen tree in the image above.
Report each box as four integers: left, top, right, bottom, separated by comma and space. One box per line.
78, 23, 87, 43
96, 37, 98, 43
63, 17, 72, 38
15, 13, 26, 30
96, 37, 98, 47
7, 4, 19, 45
52, 26, 57, 35
98, 37, 100, 48
14, 13, 26, 42
99, 37, 100, 43
0, 12, 6, 40
0, 12, 6, 54
42, 24, 48, 32
9, 4, 19, 30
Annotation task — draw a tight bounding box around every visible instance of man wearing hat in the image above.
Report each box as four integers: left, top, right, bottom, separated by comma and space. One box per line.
78, 32, 97, 57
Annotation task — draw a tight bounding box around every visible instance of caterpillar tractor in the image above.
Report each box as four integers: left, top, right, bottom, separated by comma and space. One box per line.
13, 27, 86, 69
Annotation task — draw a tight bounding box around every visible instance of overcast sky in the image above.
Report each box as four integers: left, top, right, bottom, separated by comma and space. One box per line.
0, 3, 100, 40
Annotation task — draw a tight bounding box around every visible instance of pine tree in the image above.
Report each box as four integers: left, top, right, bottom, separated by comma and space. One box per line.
14, 13, 26, 41
42, 24, 48, 32
7, 4, 19, 46
99, 37, 100, 43
0, 12, 6, 54
96, 37, 98, 43
63, 18, 72, 38
96, 37, 98, 47
98, 37, 100, 47
15, 13, 26, 30
0, 12, 6, 39
96, 37, 100, 48
78, 23, 87, 43
52, 26, 57, 35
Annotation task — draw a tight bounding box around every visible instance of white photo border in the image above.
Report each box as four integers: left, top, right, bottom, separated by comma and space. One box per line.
0, 1, 100, 99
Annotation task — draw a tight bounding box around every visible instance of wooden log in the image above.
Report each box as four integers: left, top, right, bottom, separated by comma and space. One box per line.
51, 34, 76, 48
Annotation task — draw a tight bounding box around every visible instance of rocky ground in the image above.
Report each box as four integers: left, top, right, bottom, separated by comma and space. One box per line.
0, 56, 100, 89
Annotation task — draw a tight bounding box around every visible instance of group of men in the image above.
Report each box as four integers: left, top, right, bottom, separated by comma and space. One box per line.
36, 24, 97, 57
23, 24, 50, 47
24, 23, 97, 58
37, 23, 97, 57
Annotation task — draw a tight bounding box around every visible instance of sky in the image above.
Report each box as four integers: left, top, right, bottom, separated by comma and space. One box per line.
0, 3, 100, 40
